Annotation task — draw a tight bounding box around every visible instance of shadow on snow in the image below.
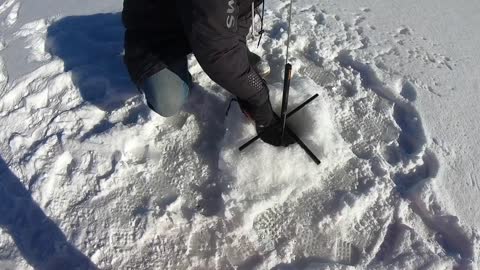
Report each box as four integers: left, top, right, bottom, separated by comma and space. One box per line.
46, 13, 136, 113
0, 157, 97, 269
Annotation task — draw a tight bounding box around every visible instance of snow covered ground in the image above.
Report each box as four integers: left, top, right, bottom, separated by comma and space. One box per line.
0, 0, 479, 269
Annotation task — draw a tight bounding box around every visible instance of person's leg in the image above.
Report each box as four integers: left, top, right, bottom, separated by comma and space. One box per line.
141, 57, 192, 117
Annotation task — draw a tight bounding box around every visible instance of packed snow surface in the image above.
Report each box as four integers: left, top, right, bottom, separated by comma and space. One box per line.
0, 0, 479, 269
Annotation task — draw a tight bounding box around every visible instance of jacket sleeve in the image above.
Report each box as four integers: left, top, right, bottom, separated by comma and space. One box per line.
179, 0, 268, 103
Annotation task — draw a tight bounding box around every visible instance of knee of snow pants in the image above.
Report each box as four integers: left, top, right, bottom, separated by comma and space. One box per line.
140, 58, 192, 117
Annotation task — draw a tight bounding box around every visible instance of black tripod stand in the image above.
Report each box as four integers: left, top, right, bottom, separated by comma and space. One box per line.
239, 1, 321, 165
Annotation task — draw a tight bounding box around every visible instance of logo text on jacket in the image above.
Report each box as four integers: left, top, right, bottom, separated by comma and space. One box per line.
226, 0, 237, 30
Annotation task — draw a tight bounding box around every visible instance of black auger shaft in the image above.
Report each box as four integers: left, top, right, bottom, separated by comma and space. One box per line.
280, 63, 292, 145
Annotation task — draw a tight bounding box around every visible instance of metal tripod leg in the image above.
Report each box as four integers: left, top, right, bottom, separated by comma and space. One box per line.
274, 112, 321, 165
238, 94, 321, 165
239, 94, 318, 151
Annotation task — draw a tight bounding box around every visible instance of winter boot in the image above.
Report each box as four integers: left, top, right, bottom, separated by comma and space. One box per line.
237, 85, 295, 147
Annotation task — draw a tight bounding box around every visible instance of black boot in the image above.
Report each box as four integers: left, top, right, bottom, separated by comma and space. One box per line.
238, 86, 295, 147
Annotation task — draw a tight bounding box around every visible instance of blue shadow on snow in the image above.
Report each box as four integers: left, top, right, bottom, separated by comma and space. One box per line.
0, 157, 97, 270
46, 13, 150, 142
46, 13, 139, 113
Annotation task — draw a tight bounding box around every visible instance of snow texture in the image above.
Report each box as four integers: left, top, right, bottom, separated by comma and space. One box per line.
0, 0, 479, 269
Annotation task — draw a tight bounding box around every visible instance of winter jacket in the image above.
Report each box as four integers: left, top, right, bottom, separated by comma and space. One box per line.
122, 0, 268, 103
